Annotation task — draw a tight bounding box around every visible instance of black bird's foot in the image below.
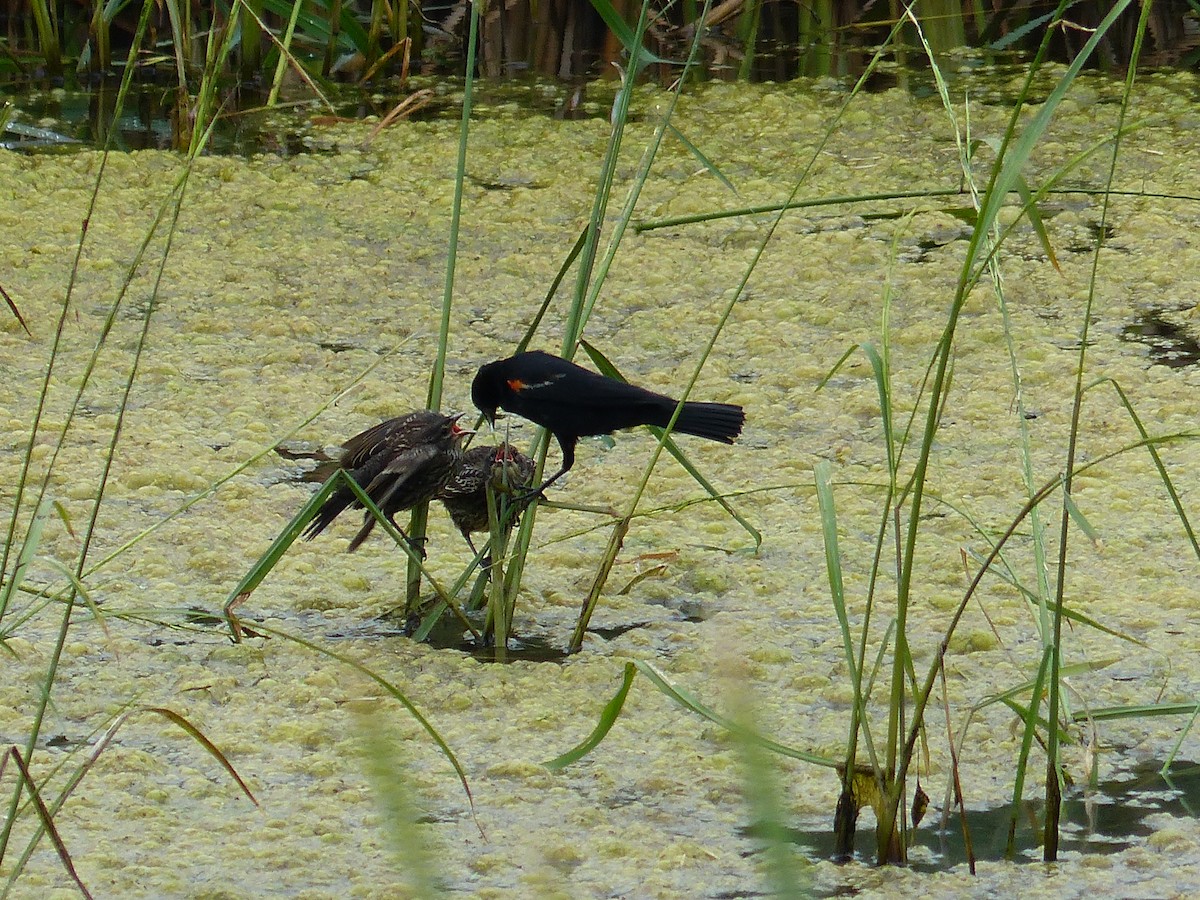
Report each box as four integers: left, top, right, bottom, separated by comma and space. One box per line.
515, 486, 546, 506
522, 466, 568, 502
403, 534, 429, 561
388, 520, 428, 560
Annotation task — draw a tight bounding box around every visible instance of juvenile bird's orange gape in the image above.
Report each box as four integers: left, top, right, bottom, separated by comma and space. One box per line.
304, 410, 472, 552
471, 350, 744, 494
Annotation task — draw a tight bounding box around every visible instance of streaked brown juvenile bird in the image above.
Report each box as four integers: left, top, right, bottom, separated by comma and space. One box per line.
471, 350, 745, 494
303, 410, 472, 552
437, 443, 535, 553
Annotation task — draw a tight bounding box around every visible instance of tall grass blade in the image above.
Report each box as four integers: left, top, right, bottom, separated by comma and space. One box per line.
1091, 378, 1200, 559
580, 340, 760, 548
633, 661, 837, 766
1043, 0, 1147, 859
544, 659, 839, 768
222, 472, 349, 638
1013, 174, 1060, 271
587, 0, 672, 65
223, 621, 476, 815
1062, 492, 1099, 545
736, 0, 762, 80
5, 747, 89, 899
507, 0, 687, 653
0, 0, 155, 635
485, 480, 511, 655
266, 0, 305, 107
162, 0, 191, 89
82, 0, 114, 72
0, 0, 159, 862
910, 19, 1066, 850
240, 4, 335, 112
1078, 703, 1200, 722
736, 693, 807, 896
187, 5, 241, 155
0, 499, 48, 620
0, 284, 28, 337
666, 123, 739, 195
877, 0, 1137, 864
1006, 646, 1051, 857
355, 714, 442, 895
816, 460, 885, 853
508, 227, 588, 359
6, 705, 260, 889
240, 0, 264, 75
405, 0, 483, 616
28, 0, 62, 75
543, 662, 637, 770
223, 469, 481, 642
637, 187, 967, 232
119, 708, 258, 804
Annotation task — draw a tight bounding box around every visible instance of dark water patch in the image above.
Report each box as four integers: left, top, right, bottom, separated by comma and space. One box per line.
366, 603, 572, 661
184, 606, 269, 640
462, 633, 571, 662
587, 621, 651, 640
467, 173, 547, 191
423, 626, 573, 662
370, 603, 664, 659
1, 76, 616, 155
202, 604, 568, 660
1121, 309, 1200, 368
753, 759, 1200, 878
1064, 221, 1119, 254
317, 340, 365, 353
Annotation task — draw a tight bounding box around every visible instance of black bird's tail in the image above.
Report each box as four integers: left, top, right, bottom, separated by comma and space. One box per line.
672, 401, 745, 444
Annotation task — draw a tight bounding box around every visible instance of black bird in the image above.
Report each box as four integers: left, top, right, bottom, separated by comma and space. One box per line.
437, 443, 536, 553
303, 410, 472, 552
471, 350, 744, 493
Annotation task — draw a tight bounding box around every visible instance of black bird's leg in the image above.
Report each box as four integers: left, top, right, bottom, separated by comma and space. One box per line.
524, 434, 577, 498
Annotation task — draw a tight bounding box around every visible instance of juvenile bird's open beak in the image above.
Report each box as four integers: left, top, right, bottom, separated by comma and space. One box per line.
449, 412, 476, 437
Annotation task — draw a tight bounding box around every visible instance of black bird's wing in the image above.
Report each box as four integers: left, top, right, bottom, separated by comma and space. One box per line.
505, 364, 671, 437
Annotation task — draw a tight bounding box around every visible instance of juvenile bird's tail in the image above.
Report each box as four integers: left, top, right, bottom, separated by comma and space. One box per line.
303, 486, 354, 540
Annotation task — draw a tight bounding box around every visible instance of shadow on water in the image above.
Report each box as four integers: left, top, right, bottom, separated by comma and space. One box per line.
185, 602, 574, 660
343, 604, 573, 662
1121, 309, 1200, 368
749, 760, 1200, 879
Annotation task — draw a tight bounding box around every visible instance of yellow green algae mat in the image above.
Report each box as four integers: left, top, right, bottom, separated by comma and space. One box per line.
4, 71, 1200, 896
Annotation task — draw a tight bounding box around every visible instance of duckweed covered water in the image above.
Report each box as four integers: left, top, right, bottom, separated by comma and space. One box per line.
3, 69, 1200, 896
